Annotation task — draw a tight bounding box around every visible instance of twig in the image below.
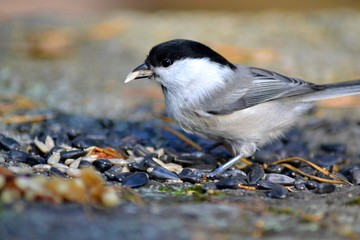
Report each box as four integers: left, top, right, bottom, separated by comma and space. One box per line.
0, 114, 54, 124
272, 157, 352, 185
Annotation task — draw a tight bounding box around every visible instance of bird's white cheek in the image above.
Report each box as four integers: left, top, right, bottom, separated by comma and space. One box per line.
154, 59, 233, 99
155, 66, 192, 89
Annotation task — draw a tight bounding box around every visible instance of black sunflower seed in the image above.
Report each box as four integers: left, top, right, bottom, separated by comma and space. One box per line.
266, 184, 288, 199
122, 172, 149, 188
60, 150, 87, 161
178, 168, 201, 184
6, 150, 29, 163
92, 159, 112, 172
0, 135, 20, 151
27, 155, 46, 166
265, 173, 295, 185
78, 160, 91, 169
246, 164, 265, 185
215, 178, 239, 190
316, 183, 336, 194
147, 166, 180, 181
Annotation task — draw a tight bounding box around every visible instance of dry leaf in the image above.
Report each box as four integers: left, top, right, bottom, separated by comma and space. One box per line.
87, 17, 130, 41
27, 29, 75, 59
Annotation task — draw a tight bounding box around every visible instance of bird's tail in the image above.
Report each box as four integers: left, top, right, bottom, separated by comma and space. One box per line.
302, 79, 360, 102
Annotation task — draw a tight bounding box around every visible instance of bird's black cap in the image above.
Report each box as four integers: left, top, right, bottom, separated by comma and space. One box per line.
145, 39, 236, 70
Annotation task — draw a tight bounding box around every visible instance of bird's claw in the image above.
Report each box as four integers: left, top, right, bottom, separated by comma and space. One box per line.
207, 167, 225, 178
207, 154, 244, 178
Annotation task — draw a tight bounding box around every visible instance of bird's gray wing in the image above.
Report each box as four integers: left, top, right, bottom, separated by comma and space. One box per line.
203, 67, 324, 115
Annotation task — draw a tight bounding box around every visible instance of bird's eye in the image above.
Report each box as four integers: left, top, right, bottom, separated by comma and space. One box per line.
161, 58, 172, 68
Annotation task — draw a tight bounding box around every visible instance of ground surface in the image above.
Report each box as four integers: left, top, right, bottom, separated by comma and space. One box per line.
1, 8, 360, 240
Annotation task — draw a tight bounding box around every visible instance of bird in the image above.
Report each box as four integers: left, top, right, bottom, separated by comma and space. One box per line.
125, 39, 360, 177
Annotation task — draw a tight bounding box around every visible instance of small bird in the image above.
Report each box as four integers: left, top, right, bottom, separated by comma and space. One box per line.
125, 39, 360, 177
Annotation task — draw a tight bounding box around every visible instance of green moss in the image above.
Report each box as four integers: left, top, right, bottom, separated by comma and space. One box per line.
158, 186, 186, 196
158, 185, 222, 201
345, 198, 360, 205
268, 207, 296, 216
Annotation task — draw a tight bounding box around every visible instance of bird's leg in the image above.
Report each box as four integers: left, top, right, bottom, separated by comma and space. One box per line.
207, 154, 243, 177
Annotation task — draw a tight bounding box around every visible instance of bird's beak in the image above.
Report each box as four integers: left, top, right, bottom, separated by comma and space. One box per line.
125, 63, 153, 83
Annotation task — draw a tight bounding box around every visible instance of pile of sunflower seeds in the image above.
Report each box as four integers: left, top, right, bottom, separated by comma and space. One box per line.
0, 110, 359, 203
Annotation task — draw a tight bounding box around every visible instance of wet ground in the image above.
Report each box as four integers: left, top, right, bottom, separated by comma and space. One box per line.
1, 8, 360, 240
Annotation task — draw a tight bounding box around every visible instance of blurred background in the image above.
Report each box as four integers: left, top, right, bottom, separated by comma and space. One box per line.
1, 0, 360, 119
